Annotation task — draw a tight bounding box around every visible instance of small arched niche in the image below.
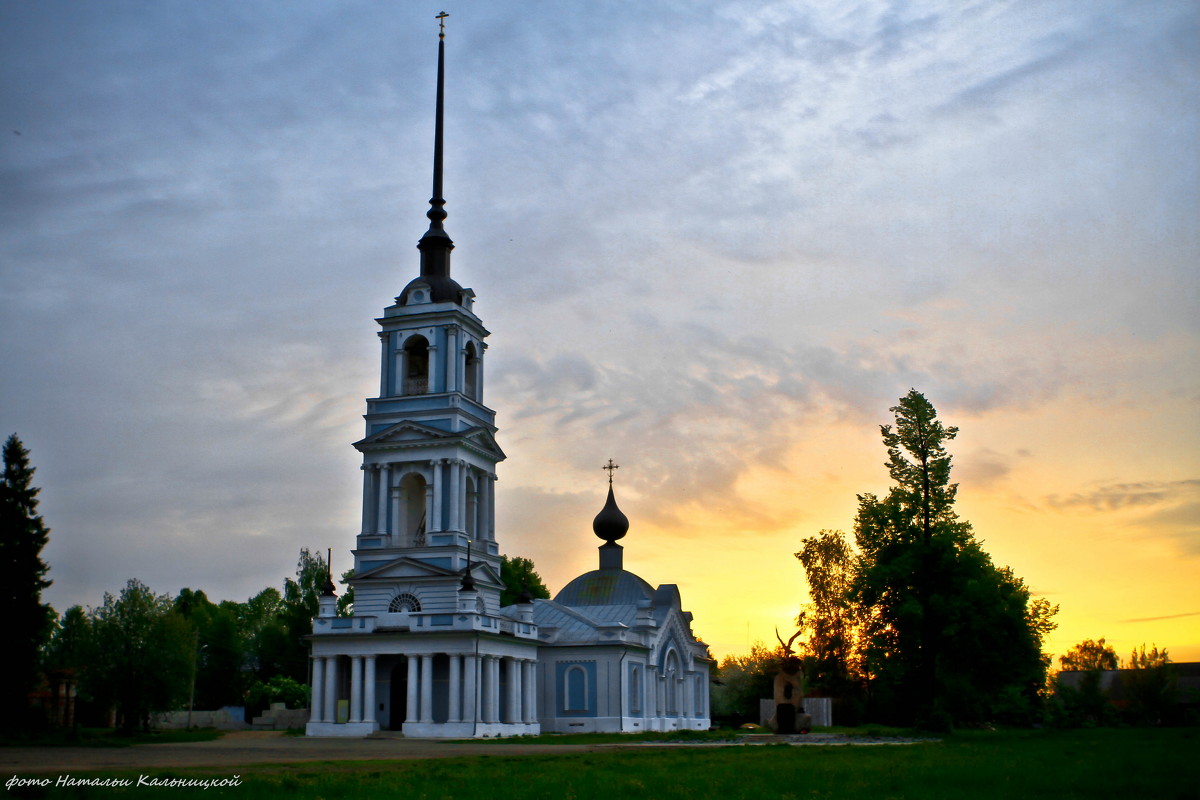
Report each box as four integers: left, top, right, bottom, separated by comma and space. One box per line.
403, 335, 430, 395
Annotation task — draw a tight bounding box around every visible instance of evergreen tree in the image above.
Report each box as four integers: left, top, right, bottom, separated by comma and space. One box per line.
0, 434, 54, 729
851, 390, 1056, 727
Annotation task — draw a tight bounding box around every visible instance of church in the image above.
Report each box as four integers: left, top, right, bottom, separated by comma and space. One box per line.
304, 21, 712, 738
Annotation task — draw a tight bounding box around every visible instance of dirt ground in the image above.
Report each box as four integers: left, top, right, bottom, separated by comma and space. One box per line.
0, 730, 608, 773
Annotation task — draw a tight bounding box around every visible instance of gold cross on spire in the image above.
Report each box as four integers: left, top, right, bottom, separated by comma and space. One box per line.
603, 458, 620, 486
436, 11, 449, 39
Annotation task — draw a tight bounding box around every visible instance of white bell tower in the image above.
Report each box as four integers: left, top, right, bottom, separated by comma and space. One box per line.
349, 14, 503, 611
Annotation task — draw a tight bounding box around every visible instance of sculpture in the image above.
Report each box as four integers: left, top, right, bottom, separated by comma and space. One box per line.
768, 626, 812, 735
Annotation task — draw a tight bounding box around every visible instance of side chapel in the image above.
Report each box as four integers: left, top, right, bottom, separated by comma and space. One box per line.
305, 19, 712, 738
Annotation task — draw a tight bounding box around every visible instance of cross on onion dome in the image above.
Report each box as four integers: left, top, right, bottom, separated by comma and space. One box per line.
602, 458, 619, 486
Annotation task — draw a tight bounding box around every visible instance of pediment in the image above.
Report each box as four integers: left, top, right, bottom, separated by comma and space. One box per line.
355, 421, 454, 449
353, 555, 503, 587
354, 556, 459, 581
354, 422, 505, 461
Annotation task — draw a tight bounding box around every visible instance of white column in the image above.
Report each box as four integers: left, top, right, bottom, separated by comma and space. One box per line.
463, 654, 479, 723
349, 656, 363, 723
431, 460, 443, 533
420, 654, 434, 723
487, 473, 497, 541
405, 656, 419, 724
379, 332, 389, 396
323, 656, 338, 724
375, 464, 389, 535
390, 472, 402, 538
444, 326, 458, 393
477, 342, 486, 401
448, 460, 461, 532
475, 472, 488, 542
423, 482, 434, 542
522, 660, 536, 724
360, 465, 373, 535
427, 342, 439, 392
505, 658, 520, 724
479, 657, 492, 723
395, 343, 406, 396
683, 673, 693, 720
448, 654, 462, 723
364, 656, 377, 725
491, 657, 502, 723
311, 657, 325, 722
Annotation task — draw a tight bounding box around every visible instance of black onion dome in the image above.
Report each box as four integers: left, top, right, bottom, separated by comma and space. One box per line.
399, 274, 466, 306
593, 485, 629, 543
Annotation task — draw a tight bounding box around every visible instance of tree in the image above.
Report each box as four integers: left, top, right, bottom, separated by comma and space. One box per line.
173, 588, 246, 709
795, 529, 858, 696
850, 390, 1056, 727
1124, 644, 1175, 725
0, 434, 54, 729
711, 643, 781, 723
88, 579, 193, 732
274, 548, 329, 683
499, 555, 550, 607
337, 569, 355, 616
44, 605, 92, 729
1059, 638, 1120, 671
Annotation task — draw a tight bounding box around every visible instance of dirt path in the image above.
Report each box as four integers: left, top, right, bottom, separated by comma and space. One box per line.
0, 731, 608, 774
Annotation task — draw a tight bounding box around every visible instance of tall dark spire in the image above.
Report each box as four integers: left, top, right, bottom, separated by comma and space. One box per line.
418, 12, 454, 279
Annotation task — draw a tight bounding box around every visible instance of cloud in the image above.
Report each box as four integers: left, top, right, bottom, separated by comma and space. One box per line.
1120, 611, 1200, 624
1045, 480, 1200, 513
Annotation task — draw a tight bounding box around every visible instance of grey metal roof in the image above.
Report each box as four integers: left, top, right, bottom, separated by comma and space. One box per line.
553, 568, 654, 607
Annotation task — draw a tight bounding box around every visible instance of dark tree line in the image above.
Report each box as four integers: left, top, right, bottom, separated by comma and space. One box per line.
42, 549, 334, 732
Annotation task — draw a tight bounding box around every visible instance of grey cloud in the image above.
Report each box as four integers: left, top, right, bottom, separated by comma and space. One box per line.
955, 448, 1015, 488
1045, 480, 1200, 513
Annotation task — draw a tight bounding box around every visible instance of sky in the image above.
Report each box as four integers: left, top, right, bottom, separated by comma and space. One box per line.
1, 0, 1197, 666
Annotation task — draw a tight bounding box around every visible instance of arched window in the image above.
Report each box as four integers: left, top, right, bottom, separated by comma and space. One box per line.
398, 472, 427, 546
564, 665, 588, 713
629, 666, 642, 714
664, 650, 680, 715
388, 593, 421, 613
463, 342, 480, 400
403, 336, 429, 395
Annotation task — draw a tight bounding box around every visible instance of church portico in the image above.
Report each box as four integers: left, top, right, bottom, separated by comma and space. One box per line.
307, 638, 539, 738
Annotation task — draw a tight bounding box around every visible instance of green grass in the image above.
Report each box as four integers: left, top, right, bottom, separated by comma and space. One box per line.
11, 727, 1198, 799
0, 727, 223, 748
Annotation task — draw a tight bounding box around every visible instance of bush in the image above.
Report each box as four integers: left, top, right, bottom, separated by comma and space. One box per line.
246, 675, 309, 711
